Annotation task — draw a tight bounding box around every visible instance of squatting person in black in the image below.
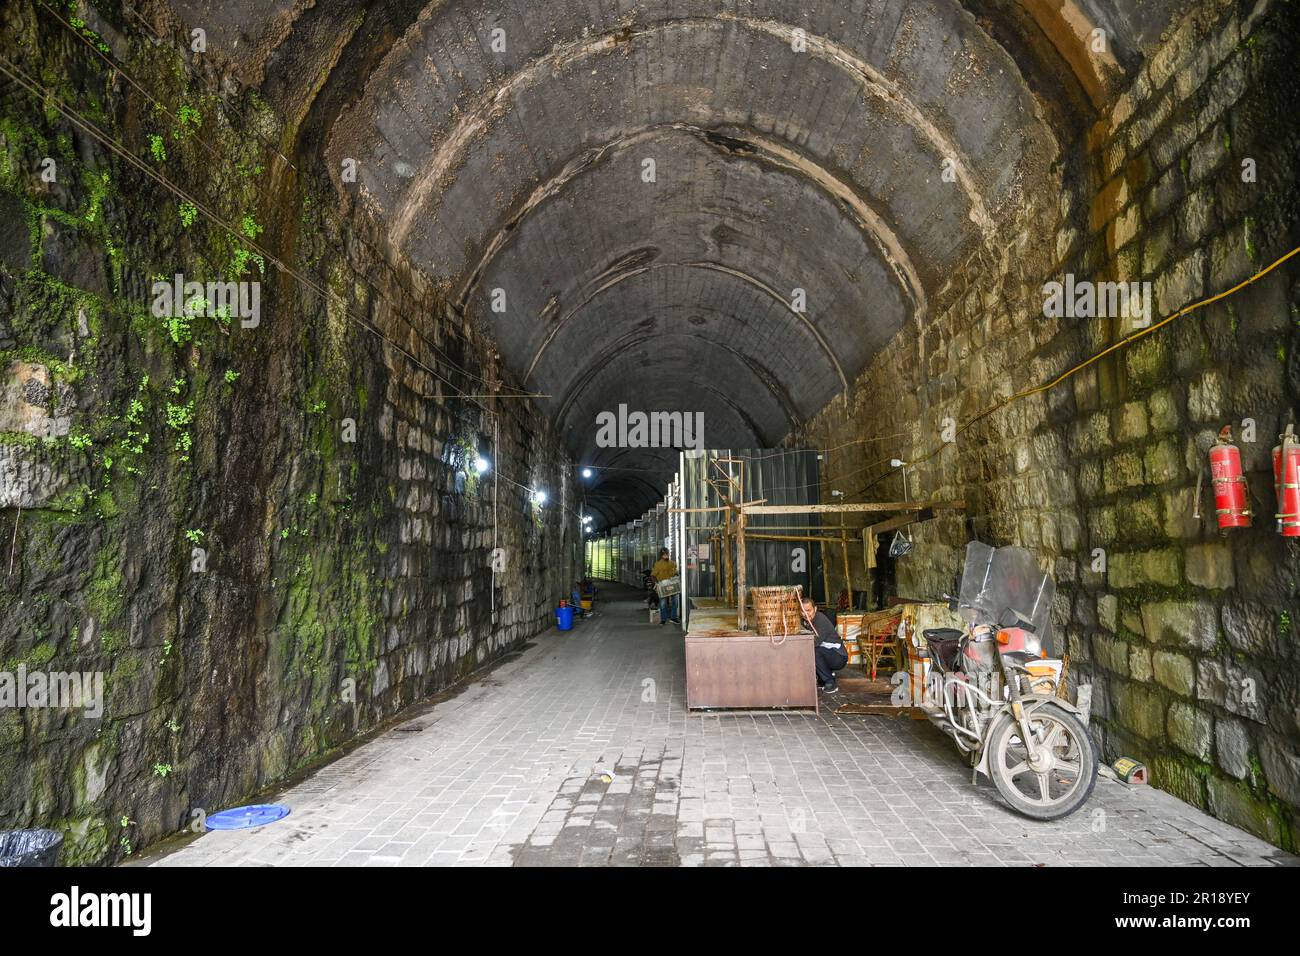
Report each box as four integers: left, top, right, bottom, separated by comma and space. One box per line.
800, 595, 848, 695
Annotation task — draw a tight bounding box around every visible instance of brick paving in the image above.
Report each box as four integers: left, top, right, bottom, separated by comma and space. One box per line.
152, 586, 1295, 867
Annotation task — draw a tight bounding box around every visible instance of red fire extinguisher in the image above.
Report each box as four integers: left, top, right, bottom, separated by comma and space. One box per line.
1209, 426, 1251, 530
1273, 424, 1300, 536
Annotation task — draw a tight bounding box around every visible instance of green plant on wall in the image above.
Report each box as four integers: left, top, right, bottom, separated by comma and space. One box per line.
83, 169, 110, 223
166, 399, 194, 461
67, 15, 111, 54
173, 104, 201, 140
147, 134, 166, 164
224, 214, 267, 278
114, 376, 151, 478
164, 401, 192, 431
457, 436, 481, 496
163, 306, 193, 346
228, 243, 265, 278
118, 815, 133, 856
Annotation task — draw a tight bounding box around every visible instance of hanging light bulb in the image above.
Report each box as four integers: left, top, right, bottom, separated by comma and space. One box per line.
532, 489, 547, 505
581, 467, 593, 478
474, 456, 490, 474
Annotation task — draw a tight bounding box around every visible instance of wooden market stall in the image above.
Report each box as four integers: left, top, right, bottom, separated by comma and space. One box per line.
675, 452, 964, 712
684, 605, 818, 712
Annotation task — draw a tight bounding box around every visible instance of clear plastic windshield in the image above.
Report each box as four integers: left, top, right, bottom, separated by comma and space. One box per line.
957, 542, 1055, 643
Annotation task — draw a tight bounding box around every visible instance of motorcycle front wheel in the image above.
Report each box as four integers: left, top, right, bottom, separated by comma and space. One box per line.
985, 702, 1098, 820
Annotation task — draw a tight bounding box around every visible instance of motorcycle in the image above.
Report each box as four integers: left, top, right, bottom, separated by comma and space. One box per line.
912, 542, 1098, 820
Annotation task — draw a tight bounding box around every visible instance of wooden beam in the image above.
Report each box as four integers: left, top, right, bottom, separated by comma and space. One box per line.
668, 498, 767, 515
865, 508, 935, 535
740, 500, 963, 516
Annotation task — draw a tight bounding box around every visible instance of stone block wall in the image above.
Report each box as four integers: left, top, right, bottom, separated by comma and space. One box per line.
794, 0, 1300, 849
0, 2, 578, 862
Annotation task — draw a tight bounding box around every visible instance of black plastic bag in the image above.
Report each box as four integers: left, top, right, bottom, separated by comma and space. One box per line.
0, 829, 63, 867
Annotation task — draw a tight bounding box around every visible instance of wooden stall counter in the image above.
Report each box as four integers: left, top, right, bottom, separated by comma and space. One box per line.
684, 606, 818, 713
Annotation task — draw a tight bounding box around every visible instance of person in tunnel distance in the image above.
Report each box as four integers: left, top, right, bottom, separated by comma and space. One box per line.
651, 548, 680, 625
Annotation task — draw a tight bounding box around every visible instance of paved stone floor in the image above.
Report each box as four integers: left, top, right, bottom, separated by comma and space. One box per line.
153, 586, 1295, 867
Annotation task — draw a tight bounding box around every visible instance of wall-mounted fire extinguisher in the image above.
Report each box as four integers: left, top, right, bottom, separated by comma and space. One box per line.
1209, 425, 1251, 530
1273, 424, 1300, 537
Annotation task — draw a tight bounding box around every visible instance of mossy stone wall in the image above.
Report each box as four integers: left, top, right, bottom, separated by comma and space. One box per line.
0, 1, 578, 863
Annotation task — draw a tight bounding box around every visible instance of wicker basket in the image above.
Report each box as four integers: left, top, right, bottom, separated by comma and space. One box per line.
749, 585, 804, 637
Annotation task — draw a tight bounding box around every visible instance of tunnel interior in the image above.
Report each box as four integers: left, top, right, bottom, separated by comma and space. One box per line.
1, 0, 1299, 863
319, 0, 1091, 526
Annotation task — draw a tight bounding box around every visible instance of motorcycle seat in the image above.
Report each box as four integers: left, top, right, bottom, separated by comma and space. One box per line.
923, 629, 965, 670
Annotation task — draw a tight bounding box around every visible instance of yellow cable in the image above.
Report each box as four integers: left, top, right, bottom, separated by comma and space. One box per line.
902, 242, 1300, 470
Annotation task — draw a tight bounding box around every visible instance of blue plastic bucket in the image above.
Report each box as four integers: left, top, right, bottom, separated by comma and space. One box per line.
556, 605, 575, 630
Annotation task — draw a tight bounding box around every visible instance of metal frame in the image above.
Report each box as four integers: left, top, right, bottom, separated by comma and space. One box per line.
588, 449, 965, 633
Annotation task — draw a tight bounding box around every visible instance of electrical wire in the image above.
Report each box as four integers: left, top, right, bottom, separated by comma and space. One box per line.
844, 242, 1300, 501
906, 243, 1300, 472
35, 2, 542, 401
570, 431, 913, 478
39, 0, 297, 173
0, 55, 545, 416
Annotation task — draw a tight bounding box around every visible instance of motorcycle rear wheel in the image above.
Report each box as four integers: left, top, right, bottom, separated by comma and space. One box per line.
985, 702, 1098, 820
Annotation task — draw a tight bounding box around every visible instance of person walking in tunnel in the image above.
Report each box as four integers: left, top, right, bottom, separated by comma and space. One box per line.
801, 596, 847, 694
651, 547, 680, 625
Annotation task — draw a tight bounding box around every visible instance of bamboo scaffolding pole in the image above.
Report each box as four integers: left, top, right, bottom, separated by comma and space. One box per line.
841, 531, 851, 601
723, 505, 733, 607
820, 543, 831, 606
736, 461, 747, 627
736, 513, 747, 628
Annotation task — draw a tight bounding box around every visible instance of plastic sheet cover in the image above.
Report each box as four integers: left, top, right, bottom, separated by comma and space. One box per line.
957, 541, 1055, 644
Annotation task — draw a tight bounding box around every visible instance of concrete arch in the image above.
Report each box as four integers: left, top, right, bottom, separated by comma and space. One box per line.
454, 122, 927, 331
526, 260, 847, 398
386, 15, 996, 248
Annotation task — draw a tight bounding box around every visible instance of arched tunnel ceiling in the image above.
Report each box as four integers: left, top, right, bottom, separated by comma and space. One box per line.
164, 0, 1199, 528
